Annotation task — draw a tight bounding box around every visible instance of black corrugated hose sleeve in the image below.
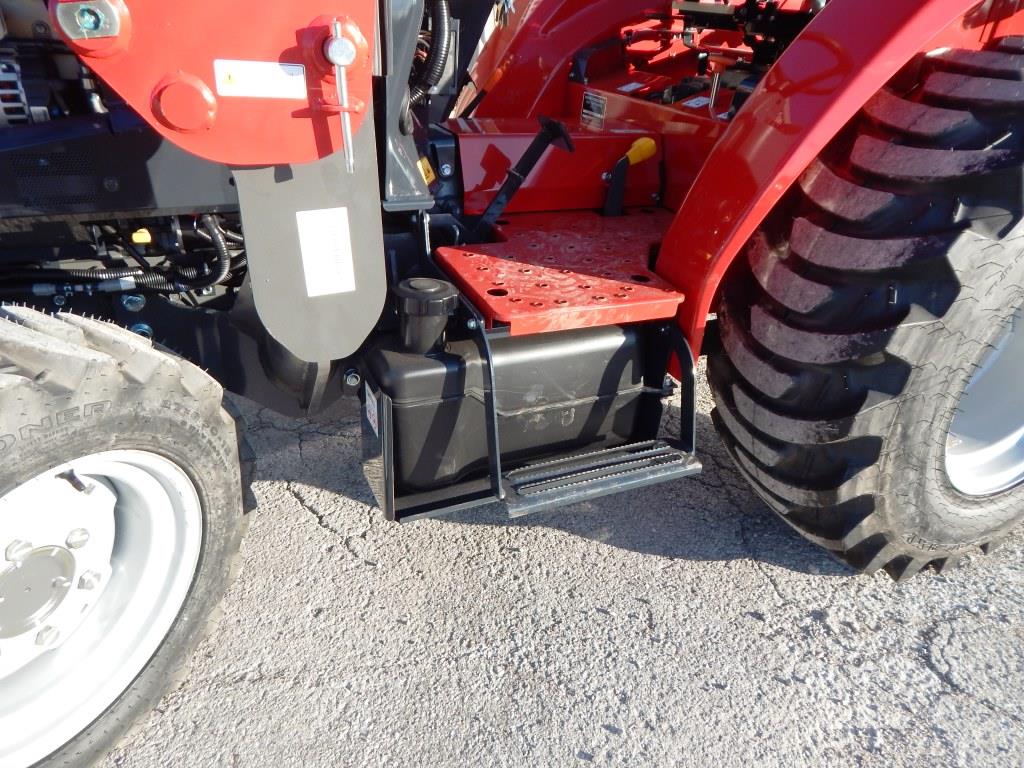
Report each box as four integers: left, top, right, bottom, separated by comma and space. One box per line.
409, 0, 451, 105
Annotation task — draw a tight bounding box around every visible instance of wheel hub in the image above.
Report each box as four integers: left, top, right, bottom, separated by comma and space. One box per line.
0, 546, 75, 639
0, 473, 116, 682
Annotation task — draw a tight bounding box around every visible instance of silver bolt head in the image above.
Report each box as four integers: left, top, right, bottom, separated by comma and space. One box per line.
76, 7, 104, 32
129, 323, 154, 339
121, 294, 146, 312
324, 36, 357, 67
440, 163, 455, 178
78, 571, 102, 591
66, 529, 90, 549
52, 576, 71, 589
344, 370, 361, 388
5, 540, 33, 564
466, 319, 479, 331
35, 626, 60, 646
52, 295, 67, 307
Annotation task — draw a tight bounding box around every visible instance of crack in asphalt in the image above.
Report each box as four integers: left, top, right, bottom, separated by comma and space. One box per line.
919, 620, 1024, 726
285, 482, 378, 567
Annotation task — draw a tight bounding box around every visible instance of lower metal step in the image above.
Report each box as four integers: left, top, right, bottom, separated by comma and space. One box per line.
503, 440, 702, 517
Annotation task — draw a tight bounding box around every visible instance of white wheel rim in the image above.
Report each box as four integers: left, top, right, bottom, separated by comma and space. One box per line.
0, 450, 202, 768
945, 309, 1024, 497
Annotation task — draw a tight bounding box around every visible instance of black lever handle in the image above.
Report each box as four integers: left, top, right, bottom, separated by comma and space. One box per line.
469, 116, 575, 241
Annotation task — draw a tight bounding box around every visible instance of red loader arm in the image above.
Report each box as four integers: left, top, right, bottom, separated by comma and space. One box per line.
49, 0, 377, 165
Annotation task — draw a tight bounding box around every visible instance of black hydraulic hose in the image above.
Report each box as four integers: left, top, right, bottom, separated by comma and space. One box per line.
0, 267, 178, 292
4, 267, 144, 280
0, 216, 236, 295
409, 0, 451, 105
174, 215, 232, 290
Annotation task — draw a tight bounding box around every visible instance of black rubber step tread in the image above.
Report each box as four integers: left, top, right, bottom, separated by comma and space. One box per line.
798, 158, 897, 223
505, 440, 675, 485
929, 48, 1024, 80
789, 217, 957, 273
512, 447, 685, 494
747, 231, 833, 313
863, 88, 980, 141
504, 440, 701, 516
924, 70, 1024, 110
851, 133, 1024, 184
995, 36, 1024, 54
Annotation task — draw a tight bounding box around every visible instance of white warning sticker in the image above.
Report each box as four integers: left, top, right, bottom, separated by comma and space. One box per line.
295, 207, 356, 297
618, 82, 645, 94
364, 382, 379, 437
581, 91, 607, 128
681, 96, 711, 109
214, 59, 307, 100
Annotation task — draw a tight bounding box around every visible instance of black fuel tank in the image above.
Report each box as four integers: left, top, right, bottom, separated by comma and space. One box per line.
364, 325, 653, 492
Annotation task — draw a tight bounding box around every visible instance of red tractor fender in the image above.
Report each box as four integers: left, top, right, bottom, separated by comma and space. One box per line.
656, 0, 1024, 355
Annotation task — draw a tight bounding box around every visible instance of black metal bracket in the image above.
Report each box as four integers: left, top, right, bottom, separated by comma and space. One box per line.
666, 324, 697, 454
461, 297, 506, 501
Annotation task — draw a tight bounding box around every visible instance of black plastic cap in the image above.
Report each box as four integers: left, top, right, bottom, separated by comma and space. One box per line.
393, 278, 459, 317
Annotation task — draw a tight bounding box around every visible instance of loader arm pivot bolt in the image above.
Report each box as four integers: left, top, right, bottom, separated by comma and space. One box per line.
323, 21, 358, 173
324, 36, 357, 68
76, 7, 103, 32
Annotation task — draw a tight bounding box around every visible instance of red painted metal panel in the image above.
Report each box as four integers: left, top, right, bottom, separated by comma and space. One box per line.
470, 0, 672, 120
436, 210, 683, 335
656, 0, 1008, 354
450, 118, 663, 215
51, 0, 376, 166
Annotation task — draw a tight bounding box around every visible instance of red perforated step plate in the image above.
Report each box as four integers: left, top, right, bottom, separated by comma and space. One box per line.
436, 210, 684, 335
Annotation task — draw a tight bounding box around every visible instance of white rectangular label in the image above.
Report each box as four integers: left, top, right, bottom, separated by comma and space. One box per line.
295, 207, 356, 298
681, 96, 711, 109
214, 59, 307, 100
617, 81, 645, 94
365, 383, 379, 437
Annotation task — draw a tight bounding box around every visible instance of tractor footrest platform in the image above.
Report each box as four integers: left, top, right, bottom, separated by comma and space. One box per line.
503, 439, 701, 518
436, 210, 684, 336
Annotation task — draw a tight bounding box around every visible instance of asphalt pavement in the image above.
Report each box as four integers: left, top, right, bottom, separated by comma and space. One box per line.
104, 364, 1024, 768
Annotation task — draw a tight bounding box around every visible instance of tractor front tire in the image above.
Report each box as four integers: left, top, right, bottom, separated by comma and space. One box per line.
709, 40, 1024, 579
0, 306, 251, 767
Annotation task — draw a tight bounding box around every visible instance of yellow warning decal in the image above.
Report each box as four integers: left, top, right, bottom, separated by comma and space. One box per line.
418, 157, 437, 185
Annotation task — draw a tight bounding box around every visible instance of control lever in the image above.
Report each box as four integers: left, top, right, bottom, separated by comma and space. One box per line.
602, 137, 658, 217
324, 20, 357, 173
469, 116, 575, 241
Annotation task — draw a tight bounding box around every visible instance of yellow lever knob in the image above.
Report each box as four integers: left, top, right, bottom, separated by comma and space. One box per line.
625, 137, 657, 166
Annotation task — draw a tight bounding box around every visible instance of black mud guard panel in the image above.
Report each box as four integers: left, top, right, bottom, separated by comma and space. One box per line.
232, 113, 387, 364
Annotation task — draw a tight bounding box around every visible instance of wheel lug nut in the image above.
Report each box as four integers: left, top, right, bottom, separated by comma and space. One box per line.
78, 571, 101, 590
65, 529, 89, 549
52, 576, 71, 589
35, 626, 59, 646
5, 540, 32, 563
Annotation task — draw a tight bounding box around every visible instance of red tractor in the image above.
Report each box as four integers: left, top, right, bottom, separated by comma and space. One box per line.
0, 0, 1021, 764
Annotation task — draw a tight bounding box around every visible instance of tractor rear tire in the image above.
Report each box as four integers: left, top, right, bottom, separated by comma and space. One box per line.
708, 39, 1024, 579
0, 306, 252, 767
